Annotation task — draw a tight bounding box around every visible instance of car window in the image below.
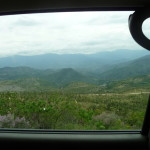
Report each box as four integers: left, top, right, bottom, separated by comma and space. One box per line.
0, 11, 149, 130
142, 18, 150, 40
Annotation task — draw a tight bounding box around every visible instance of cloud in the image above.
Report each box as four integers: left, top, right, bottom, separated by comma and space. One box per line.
0, 11, 147, 57
14, 17, 41, 27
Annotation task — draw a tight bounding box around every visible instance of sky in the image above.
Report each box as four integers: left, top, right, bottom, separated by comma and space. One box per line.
0, 11, 149, 57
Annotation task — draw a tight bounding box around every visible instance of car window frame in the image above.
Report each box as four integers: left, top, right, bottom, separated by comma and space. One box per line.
0, 5, 149, 149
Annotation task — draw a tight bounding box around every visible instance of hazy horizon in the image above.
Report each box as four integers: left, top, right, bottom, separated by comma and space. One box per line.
0, 49, 149, 58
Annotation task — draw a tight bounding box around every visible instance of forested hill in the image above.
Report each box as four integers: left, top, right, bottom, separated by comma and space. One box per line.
0, 66, 150, 93
98, 54, 150, 80
0, 67, 97, 87
0, 52, 150, 83
0, 49, 149, 91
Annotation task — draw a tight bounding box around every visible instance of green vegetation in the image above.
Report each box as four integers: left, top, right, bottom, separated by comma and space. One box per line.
0, 64, 149, 130
0, 91, 148, 130
99, 54, 150, 80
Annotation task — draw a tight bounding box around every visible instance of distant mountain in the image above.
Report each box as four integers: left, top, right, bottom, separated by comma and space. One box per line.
40, 68, 97, 87
0, 67, 97, 88
98, 54, 150, 80
0, 50, 149, 74
0, 65, 150, 93
0, 49, 149, 91
90, 49, 150, 64
0, 66, 42, 80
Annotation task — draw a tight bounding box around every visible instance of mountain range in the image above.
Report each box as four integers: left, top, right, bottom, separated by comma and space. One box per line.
0, 49, 150, 92
0, 49, 149, 74
99, 54, 150, 80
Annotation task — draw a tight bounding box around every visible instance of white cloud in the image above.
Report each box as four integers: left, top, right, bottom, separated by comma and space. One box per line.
0, 11, 147, 57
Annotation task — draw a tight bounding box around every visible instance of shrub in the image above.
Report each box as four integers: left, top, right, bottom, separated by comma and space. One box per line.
0, 113, 30, 128
93, 112, 120, 129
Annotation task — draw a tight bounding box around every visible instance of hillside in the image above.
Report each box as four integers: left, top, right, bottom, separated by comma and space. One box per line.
0, 66, 42, 80
0, 66, 150, 93
104, 74, 150, 93
41, 68, 97, 87
98, 54, 150, 80
0, 50, 149, 92
0, 67, 98, 90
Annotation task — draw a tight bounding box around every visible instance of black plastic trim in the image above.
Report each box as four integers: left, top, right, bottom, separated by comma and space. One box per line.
0, 128, 141, 134
141, 95, 150, 135
129, 8, 150, 50
0, 131, 147, 149
0, 7, 142, 16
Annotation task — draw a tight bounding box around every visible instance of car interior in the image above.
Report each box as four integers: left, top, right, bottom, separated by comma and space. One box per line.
0, 0, 150, 149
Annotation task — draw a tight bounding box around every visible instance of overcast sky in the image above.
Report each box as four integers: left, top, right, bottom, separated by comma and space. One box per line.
0, 11, 149, 57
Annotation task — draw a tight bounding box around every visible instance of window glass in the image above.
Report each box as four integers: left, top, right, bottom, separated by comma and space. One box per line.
0, 11, 149, 130
142, 18, 150, 40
